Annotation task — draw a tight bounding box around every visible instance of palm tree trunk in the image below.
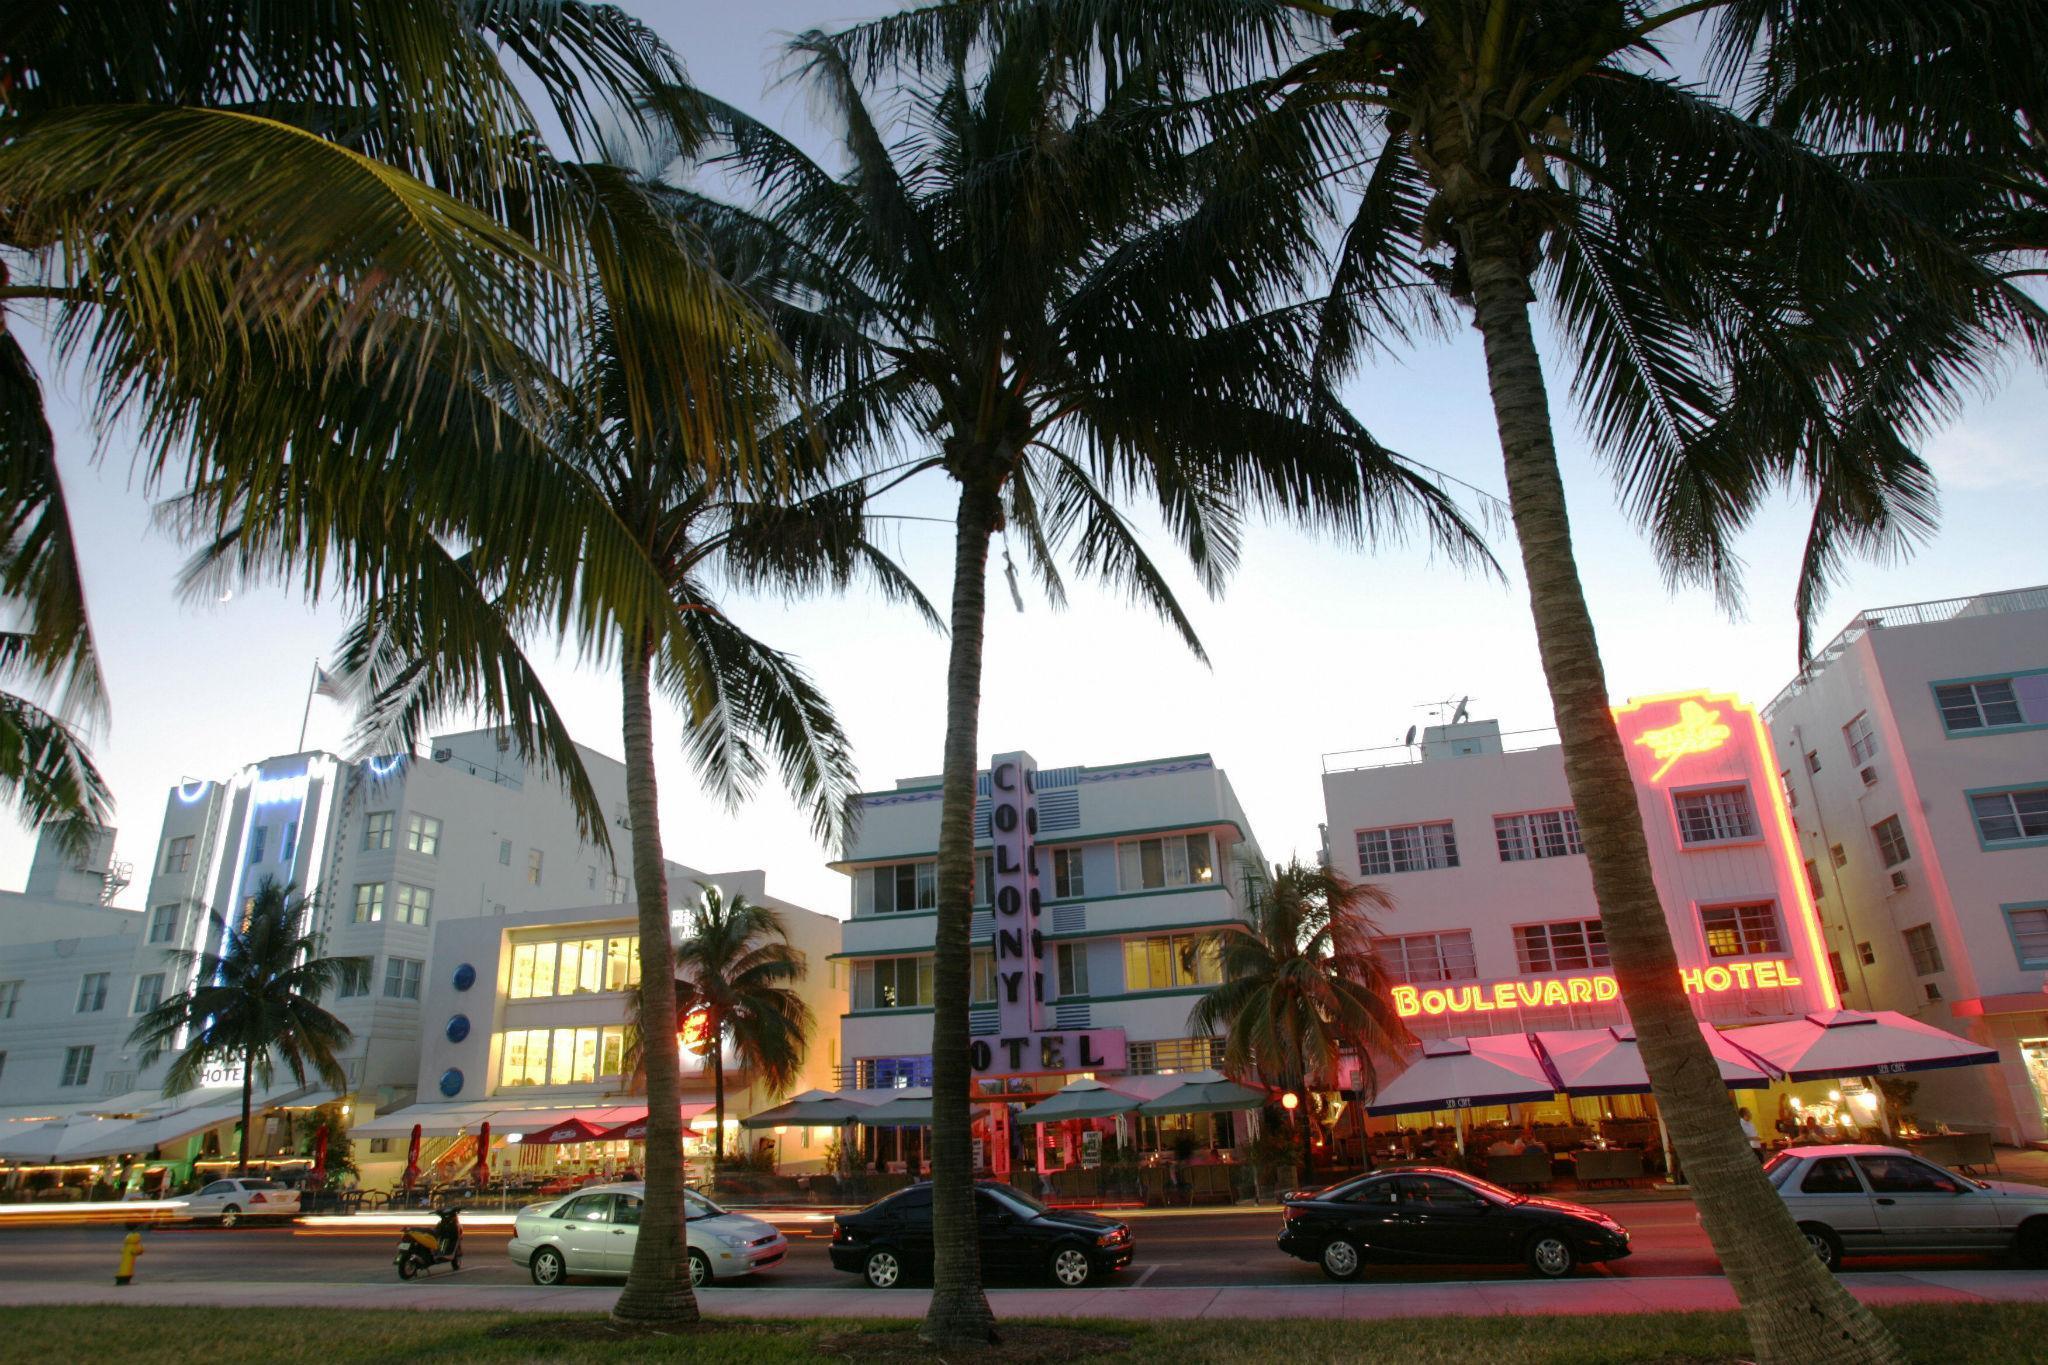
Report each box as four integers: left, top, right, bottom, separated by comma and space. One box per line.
711, 1044, 726, 1164
923, 475, 1001, 1348
1461, 217, 1901, 1365
236, 1046, 254, 1178
612, 626, 700, 1326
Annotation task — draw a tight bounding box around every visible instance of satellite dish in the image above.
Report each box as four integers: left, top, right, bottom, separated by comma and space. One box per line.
1451, 696, 1470, 725
1403, 725, 1418, 747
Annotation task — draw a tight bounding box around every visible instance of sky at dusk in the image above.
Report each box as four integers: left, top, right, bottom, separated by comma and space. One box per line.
11, 2, 2043, 922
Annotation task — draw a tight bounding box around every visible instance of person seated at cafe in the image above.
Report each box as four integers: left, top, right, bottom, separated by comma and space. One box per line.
1486, 1133, 1521, 1158
1517, 1128, 1547, 1157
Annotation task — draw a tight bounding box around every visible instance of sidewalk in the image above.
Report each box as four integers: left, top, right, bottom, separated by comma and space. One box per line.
6, 1271, 2042, 1320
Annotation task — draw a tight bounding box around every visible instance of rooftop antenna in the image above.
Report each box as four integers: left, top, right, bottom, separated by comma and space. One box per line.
1451, 696, 1471, 725
1403, 724, 1418, 752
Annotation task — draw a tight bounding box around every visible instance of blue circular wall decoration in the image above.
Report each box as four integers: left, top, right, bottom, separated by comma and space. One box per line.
452, 963, 476, 991
446, 1014, 471, 1043
439, 1068, 464, 1098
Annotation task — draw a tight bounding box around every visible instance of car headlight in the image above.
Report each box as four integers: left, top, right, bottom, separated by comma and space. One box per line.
716, 1232, 752, 1249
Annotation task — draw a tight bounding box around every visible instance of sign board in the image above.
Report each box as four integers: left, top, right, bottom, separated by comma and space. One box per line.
1392, 959, 1805, 1018
1081, 1130, 1102, 1169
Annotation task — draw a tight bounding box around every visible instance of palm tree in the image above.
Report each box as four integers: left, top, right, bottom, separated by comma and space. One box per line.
701, 26, 1491, 1346
674, 883, 815, 1165
128, 880, 353, 1178
842, 5, 2036, 1360
1190, 858, 1411, 1171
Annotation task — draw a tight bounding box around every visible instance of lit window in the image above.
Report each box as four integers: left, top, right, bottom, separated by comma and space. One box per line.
395, 883, 433, 926
1673, 787, 1757, 845
1699, 902, 1782, 958
970, 948, 997, 1004
1355, 822, 1458, 875
1903, 924, 1943, 976
1121, 933, 1222, 991
1871, 814, 1910, 867
1513, 920, 1609, 973
1494, 809, 1583, 862
1117, 834, 1216, 890
352, 883, 385, 923
364, 812, 394, 851
1970, 787, 2048, 845
1371, 931, 1477, 983
1935, 679, 2024, 733
852, 957, 934, 1010
405, 814, 441, 857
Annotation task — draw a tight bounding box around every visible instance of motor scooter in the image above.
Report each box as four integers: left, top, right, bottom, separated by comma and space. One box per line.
394, 1207, 462, 1279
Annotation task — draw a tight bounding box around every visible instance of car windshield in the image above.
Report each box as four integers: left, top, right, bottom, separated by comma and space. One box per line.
242, 1180, 286, 1191
984, 1185, 1048, 1217
682, 1189, 726, 1220
1438, 1172, 1523, 1205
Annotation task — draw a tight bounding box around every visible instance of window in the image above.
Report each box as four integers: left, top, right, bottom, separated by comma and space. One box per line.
0, 980, 18, 1017
526, 848, 544, 885
1494, 809, 1583, 862
1828, 951, 1849, 994
1923, 981, 1943, 1002
60, 1045, 93, 1087
494, 1025, 629, 1089
148, 903, 179, 944
1355, 821, 1459, 875
1970, 787, 2048, 845
395, 883, 433, 927
586, 866, 597, 891
1051, 847, 1086, 899
1673, 787, 1757, 844
606, 872, 627, 904
1936, 679, 2024, 733
973, 854, 994, 908
352, 882, 385, 923
162, 836, 194, 874
2007, 906, 2048, 969
869, 862, 937, 915
1699, 902, 1783, 958
0, 1052, 5, 1083
76, 972, 108, 1012
1903, 924, 1943, 976
851, 957, 934, 1011
1871, 814, 1910, 867
498, 838, 512, 866
1805, 749, 1821, 774
1126, 1037, 1225, 1074
1800, 1157, 1863, 1195
1122, 933, 1222, 991
1857, 940, 1876, 966
405, 814, 441, 857
1804, 860, 1824, 900
1513, 920, 1609, 973
280, 820, 298, 864
336, 958, 372, 998
368, 1138, 391, 1155
1830, 842, 1848, 869
132, 972, 165, 1014
508, 936, 637, 1000
1857, 1154, 1962, 1195
1843, 712, 1877, 765
364, 812, 395, 850
1117, 833, 1216, 891
247, 825, 267, 864
382, 956, 422, 999
1054, 942, 1090, 997
1372, 930, 1478, 983
970, 948, 996, 1004
1778, 770, 1798, 810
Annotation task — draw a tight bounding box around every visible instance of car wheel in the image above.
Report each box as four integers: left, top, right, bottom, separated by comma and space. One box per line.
1049, 1245, 1093, 1288
1800, 1223, 1844, 1273
1526, 1232, 1575, 1278
864, 1247, 903, 1289
1319, 1237, 1364, 1282
689, 1250, 711, 1288
529, 1246, 566, 1286
218, 1204, 241, 1229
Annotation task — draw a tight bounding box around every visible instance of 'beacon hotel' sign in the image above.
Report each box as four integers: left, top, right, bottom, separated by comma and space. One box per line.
969, 751, 1127, 1078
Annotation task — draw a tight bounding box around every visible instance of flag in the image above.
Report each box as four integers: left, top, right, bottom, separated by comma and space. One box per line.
312, 665, 348, 700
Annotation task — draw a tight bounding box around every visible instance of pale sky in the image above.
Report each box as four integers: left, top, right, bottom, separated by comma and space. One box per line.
11, 2, 2044, 920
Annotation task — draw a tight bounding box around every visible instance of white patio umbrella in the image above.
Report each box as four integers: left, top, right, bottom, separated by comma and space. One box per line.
1017, 1078, 1144, 1124
1717, 1009, 2001, 1082
1535, 1022, 1771, 1095
738, 1088, 879, 1129
1365, 1035, 1562, 1116
858, 1093, 935, 1126
1134, 1069, 1268, 1116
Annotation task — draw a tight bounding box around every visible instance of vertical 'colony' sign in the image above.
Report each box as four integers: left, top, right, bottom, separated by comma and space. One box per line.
970, 751, 1126, 1077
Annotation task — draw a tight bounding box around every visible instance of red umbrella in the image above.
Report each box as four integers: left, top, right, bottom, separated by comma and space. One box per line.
522, 1116, 608, 1145
308, 1123, 329, 1188
592, 1113, 651, 1143
400, 1123, 422, 1193
474, 1121, 491, 1186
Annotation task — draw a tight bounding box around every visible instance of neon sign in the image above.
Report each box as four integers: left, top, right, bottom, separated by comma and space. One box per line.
1393, 959, 1804, 1018
679, 1008, 713, 1057
251, 772, 309, 805
1634, 699, 1731, 781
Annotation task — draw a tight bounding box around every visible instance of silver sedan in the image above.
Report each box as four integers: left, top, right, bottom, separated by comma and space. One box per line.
1763, 1143, 2048, 1271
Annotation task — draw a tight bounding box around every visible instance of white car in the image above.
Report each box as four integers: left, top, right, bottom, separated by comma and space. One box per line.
508, 1182, 787, 1288
179, 1177, 301, 1227
1764, 1144, 2048, 1270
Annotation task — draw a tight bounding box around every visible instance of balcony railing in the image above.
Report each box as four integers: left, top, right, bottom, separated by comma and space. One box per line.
1322, 726, 1561, 774
1767, 584, 2048, 717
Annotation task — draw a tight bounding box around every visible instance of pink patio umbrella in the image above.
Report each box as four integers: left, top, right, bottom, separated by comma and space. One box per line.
307, 1123, 329, 1188
1534, 1022, 1772, 1095
1717, 1009, 2000, 1083
473, 1121, 491, 1186
400, 1123, 422, 1194
590, 1104, 714, 1143
1365, 1034, 1563, 1116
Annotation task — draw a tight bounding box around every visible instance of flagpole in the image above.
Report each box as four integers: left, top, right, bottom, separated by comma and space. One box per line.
296, 661, 320, 752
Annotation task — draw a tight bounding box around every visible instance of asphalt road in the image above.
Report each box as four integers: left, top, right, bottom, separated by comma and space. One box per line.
0, 1201, 1998, 1293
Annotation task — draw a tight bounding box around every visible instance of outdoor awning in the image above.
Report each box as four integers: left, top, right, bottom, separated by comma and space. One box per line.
859, 1093, 935, 1126
520, 1116, 610, 1145
1366, 1034, 1563, 1116
0, 1122, 71, 1161
1535, 1023, 1771, 1096
1719, 1009, 2002, 1082
1134, 1070, 1268, 1116
353, 1101, 504, 1138
1017, 1078, 1144, 1124
740, 1088, 877, 1129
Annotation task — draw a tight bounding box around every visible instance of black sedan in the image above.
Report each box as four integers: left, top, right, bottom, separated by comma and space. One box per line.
1277, 1167, 1630, 1280
829, 1181, 1134, 1288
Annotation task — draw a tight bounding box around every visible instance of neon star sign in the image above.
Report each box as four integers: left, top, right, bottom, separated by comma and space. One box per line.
679, 1008, 714, 1057
1635, 699, 1732, 781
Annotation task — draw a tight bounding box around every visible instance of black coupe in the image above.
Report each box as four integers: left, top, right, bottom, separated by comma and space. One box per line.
829, 1181, 1134, 1288
1277, 1168, 1631, 1279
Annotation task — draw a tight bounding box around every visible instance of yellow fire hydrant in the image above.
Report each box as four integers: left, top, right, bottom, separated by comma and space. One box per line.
115, 1229, 143, 1286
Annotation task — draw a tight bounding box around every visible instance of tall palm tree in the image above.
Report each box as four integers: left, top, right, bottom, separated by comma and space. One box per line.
674, 883, 815, 1164
1190, 858, 1411, 1170
845, 4, 2039, 1360
128, 879, 353, 1178
702, 26, 1491, 1346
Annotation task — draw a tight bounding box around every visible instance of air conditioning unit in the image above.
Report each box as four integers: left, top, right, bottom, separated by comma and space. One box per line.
1860, 765, 1879, 787
1889, 869, 1909, 892
432, 747, 452, 762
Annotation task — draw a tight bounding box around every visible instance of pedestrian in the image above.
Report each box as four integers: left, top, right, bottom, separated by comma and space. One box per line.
1737, 1107, 1763, 1159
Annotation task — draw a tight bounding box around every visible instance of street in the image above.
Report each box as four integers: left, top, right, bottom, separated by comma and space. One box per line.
0, 1202, 1999, 1292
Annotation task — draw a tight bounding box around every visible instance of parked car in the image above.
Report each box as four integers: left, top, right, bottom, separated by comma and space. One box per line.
829, 1181, 1134, 1288
178, 1177, 301, 1227
1276, 1168, 1631, 1279
507, 1182, 786, 1288
1763, 1144, 2048, 1271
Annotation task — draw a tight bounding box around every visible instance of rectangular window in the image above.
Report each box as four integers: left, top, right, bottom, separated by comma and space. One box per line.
352, 882, 385, 923
248, 825, 267, 864
1936, 678, 2024, 733
132, 972, 165, 1014
853, 957, 934, 1010
162, 836, 194, 874
382, 956, 422, 1000
1121, 933, 1222, 991
869, 862, 938, 913
498, 838, 512, 866
1970, 787, 2048, 845
586, 866, 597, 891
364, 812, 395, 851
148, 903, 178, 944
1903, 924, 1943, 976
1673, 787, 1758, 845
60, 1045, 93, 1087
601, 1026, 627, 1079
1828, 951, 1849, 994
1699, 902, 1783, 958
1779, 770, 1798, 810
1804, 859, 1824, 900
1830, 842, 1848, 869
1494, 809, 1583, 862
1125, 1038, 1225, 1074
1355, 822, 1459, 875
1116, 833, 1216, 891
1513, 919, 1609, 973
405, 814, 441, 857
1858, 940, 1876, 966
280, 820, 298, 864
2007, 906, 2048, 969
499, 1028, 550, 1088
607, 873, 627, 904
604, 936, 642, 992
1844, 712, 1878, 765
336, 958, 372, 998
1371, 930, 1478, 983
76, 972, 108, 1013
970, 948, 996, 1005
1051, 847, 1086, 899
394, 883, 433, 927
1056, 942, 1090, 997
1805, 749, 1822, 774
526, 849, 544, 886
1872, 814, 1911, 867
0, 980, 19, 1017
970, 855, 993, 908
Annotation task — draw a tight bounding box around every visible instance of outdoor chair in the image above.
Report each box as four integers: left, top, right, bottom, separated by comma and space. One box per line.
1948, 1131, 2000, 1175
1573, 1148, 1644, 1187
1484, 1152, 1552, 1189
1189, 1165, 1234, 1204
